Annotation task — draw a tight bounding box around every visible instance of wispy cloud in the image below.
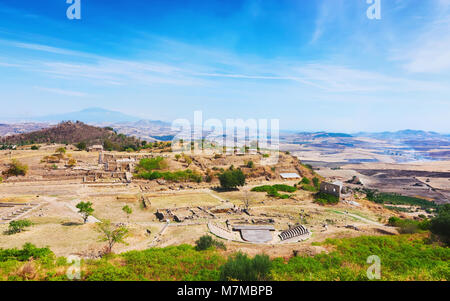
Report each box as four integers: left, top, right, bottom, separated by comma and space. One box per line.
34, 86, 90, 97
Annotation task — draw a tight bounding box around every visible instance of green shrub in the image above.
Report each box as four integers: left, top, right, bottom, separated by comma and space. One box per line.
195, 235, 226, 251
2, 159, 28, 177
300, 177, 310, 185
312, 177, 320, 189
220, 253, 272, 281
6, 220, 32, 235
430, 204, 450, 244
218, 169, 245, 189
314, 192, 339, 205
137, 169, 202, 183
388, 217, 430, 234
366, 191, 437, 209
246, 161, 254, 168
136, 157, 167, 172
31, 145, 40, 150
0, 243, 53, 262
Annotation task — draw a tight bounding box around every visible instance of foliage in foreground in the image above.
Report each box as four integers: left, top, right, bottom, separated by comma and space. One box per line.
220, 253, 272, 281
0, 234, 448, 281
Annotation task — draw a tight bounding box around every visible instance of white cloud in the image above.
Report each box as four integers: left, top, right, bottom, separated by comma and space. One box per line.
34, 86, 90, 97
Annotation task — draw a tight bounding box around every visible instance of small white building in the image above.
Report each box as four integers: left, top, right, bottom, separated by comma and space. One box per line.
88, 145, 104, 152
280, 172, 301, 180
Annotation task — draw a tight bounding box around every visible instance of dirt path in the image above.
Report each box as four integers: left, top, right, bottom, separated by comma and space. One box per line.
334, 210, 385, 227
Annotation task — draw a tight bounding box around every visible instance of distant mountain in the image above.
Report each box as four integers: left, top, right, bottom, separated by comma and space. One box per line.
0, 123, 50, 137
33, 107, 142, 124
354, 130, 447, 140
285, 132, 353, 139
1, 121, 142, 151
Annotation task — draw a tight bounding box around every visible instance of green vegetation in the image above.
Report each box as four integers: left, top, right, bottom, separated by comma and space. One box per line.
137, 169, 202, 183
195, 235, 226, 251
299, 177, 319, 192
430, 204, 450, 245
272, 234, 450, 281
87, 245, 224, 281
135, 157, 168, 172
5, 220, 32, 235
300, 177, 310, 185
122, 205, 132, 222
0, 233, 448, 281
0, 243, 52, 262
251, 184, 296, 199
56, 147, 66, 154
2, 159, 29, 177
365, 190, 437, 209
246, 161, 254, 168
314, 192, 339, 205
96, 220, 129, 254
218, 168, 245, 190
75, 201, 94, 224
135, 157, 202, 183
220, 253, 272, 281
31, 145, 40, 150
312, 177, 320, 189
388, 217, 430, 234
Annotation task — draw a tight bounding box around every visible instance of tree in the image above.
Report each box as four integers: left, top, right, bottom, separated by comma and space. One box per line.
175, 154, 181, 161
122, 205, 133, 223
246, 161, 254, 169
3, 159, 28, 177
219, 252, 272, 281
218, 169, 246, 190
312, 177, 320, 189
67, 158, 77, 167
96, 220, 129, 254
75, 142, 87, 151
6, 220, 32, 235
76, 201, 94, 224
430, 204, 450, 244
56, 147, 66, 155
195, 235, 226, 251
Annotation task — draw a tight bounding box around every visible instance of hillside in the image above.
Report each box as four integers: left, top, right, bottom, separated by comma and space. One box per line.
0, 121, 142, 151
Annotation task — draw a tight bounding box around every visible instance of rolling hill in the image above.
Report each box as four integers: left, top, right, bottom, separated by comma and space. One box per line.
0, 121, 142, 151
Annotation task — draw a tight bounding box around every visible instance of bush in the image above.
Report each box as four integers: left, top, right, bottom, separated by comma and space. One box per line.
136, 157, 168, 172
314, 192, 339, 205
0, 243, 53, 262
220, 253, 272, 281
246, 161, 254, 168
312, 177, 320, 189
195, 235, 226, 251
218, 169, 245, 190
31, 145, 40, 150
6, 220, 32, 235
251, 185, 295, 199
300, 177, 310, 185
388, 217, 430, 234
137, 169, 202, 183
430, 204, 450, 244
2, 159, 28, 177
75, 142, 87, 150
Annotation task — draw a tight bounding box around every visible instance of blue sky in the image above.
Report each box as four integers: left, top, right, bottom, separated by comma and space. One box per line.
0, 0, 449, 132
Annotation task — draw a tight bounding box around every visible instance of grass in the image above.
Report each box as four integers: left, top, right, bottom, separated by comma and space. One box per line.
366, 191, 437, 209
0, 233, 448, 281
251, 184, 297, 199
